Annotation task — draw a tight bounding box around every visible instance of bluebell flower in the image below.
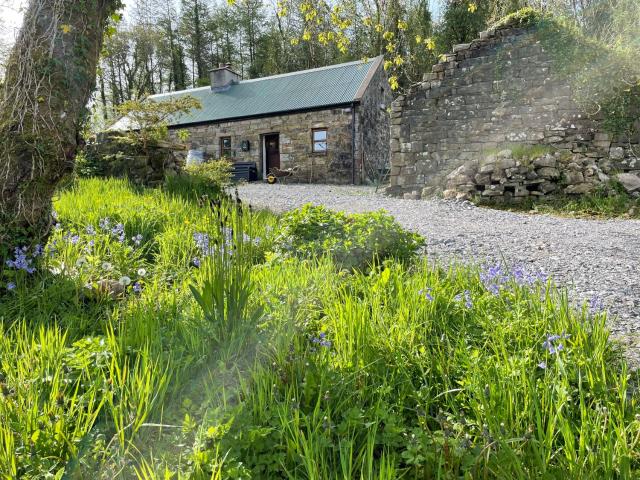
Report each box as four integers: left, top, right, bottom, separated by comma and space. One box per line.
54, 223, 62, 231
6, 282, 16, 291
52, 210, 58, 220
589, 296, 605, 315
311, 332, 332, 348
99, 217, 110, 230
33, 244, 44, 257
111, 223, 125, 242
133, 282, 143, 293
455, 290, 473, 308
5, 247, 35, 274
69, 235, 80, 245
131, 234, 143, 246
542, 333, 569, 354
538, 361, 547, 369
192, 257, 201, 267
85, 225, 96, 235
419, 288, 434, 301
464, 290, 473, 308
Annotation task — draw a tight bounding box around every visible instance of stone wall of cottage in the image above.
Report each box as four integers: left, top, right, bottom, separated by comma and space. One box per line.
168, 106, 359, 184
387, 21, 640, 200
358, 62, 393, 181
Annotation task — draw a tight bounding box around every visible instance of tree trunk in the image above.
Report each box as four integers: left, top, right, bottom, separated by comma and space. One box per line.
0, 0, 120, 251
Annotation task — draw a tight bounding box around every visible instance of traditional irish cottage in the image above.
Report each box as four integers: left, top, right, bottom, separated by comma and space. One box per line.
133, 57, 390, 184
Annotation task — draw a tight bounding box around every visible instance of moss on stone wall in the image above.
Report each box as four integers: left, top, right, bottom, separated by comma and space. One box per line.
494, 8, 640, 139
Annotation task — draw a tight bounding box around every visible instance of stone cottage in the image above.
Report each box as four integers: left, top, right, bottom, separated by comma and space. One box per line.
387, 16, 640, 201
116, 57, 391, 184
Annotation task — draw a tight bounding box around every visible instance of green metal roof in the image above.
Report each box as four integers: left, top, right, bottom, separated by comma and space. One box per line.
112, 57, 380, 130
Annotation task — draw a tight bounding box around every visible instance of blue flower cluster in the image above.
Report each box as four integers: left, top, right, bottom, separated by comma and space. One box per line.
5, 246, 37, 274
454, 290, 473, 309
311, 332, 332, 348
542, 332, 570, 355
192, 229, 241, 266
480, 263, 547, 295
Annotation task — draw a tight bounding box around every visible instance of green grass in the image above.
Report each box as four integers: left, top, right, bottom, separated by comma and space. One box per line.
480, 190, 640, 219
1, 177, 639, 478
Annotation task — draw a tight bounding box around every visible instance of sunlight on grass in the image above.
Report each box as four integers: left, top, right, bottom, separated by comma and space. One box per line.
0, 178, 638, 478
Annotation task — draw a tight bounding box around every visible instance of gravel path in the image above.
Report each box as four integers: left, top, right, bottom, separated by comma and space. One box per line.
237, 183, 640, 362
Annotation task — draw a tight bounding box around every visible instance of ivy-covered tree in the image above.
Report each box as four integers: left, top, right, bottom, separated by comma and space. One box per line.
0, 0, 122, 253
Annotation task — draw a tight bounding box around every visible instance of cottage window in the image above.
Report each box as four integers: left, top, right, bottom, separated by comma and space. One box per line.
220, 136, 232, 158
312, 129, 327, 153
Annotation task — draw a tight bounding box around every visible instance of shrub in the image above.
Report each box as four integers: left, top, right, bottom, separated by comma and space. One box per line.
185, 159, 232, 187
273, 204, 425, 269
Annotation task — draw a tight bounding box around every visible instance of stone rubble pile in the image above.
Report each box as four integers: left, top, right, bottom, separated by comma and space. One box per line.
442, 149, 640, 202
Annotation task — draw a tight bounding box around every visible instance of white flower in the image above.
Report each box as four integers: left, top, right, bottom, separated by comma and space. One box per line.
137, 268, 147, 277
119, 276, 131, 286
102, 262, 113, 271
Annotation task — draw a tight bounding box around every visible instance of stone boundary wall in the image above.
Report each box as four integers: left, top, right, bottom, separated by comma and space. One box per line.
82, 134, 183, 186
387, 21, 639, 200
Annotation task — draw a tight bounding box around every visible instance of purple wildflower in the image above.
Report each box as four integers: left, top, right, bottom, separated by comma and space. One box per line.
6, 282, 16, 291
5, 247, 35, 274
589, 296, 605, 315
33, 244, 44, 257
85, 225, 96, 235
192, 257, 201, 267
542, 333, 570, 355
99, 217, 110, 230
69, 235, 80, 245
419, 288, 434, 301
311, 332, 332, 348
133, 282, 143, 293
111, 223, 125, 242
538, 361, 547, 370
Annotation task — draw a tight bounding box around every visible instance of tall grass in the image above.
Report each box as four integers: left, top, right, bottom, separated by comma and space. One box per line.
0, 177, 638, 478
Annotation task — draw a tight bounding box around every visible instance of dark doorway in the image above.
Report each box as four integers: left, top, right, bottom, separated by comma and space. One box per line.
264, 134, 280, 174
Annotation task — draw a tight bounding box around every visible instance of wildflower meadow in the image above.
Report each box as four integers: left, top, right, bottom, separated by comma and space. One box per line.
0, 177, 638, 479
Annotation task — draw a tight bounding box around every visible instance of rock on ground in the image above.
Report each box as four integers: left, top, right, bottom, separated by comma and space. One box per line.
237, 183, 640, 365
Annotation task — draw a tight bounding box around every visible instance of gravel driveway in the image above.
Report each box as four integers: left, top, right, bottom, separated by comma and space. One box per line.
237, 183, 640, 362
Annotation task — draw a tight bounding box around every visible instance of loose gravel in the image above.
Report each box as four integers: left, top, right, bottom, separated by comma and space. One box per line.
237, 183, 640, 364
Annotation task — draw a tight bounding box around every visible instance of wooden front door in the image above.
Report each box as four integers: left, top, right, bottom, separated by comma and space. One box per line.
265, 134, 280, 173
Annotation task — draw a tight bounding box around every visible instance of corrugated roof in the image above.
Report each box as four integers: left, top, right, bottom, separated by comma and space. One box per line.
111, 57, 380, 130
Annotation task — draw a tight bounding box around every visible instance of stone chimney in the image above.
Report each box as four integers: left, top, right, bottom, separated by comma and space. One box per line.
209, 63, 240, 92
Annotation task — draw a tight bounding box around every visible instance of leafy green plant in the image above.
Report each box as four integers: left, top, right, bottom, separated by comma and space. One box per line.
185, 160, 232, 188
273, 204, 425, 270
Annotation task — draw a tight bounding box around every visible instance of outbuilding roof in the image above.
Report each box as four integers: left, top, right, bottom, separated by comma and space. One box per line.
111, 56, 382, 130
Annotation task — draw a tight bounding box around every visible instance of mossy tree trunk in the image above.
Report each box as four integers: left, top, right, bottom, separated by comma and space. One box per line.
0, 0, 121, 253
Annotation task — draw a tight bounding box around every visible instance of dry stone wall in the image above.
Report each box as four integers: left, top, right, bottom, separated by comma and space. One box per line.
82, 134, 183, 186
387, 21, 640, 200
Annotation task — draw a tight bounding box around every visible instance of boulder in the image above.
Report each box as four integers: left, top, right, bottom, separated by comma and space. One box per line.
616, 173, 640, 193
609, 146, 625, 160
532, 154, 556, 168
564, 183, 595, 195
564, 171, 584, 185
537, 167, 560, 179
